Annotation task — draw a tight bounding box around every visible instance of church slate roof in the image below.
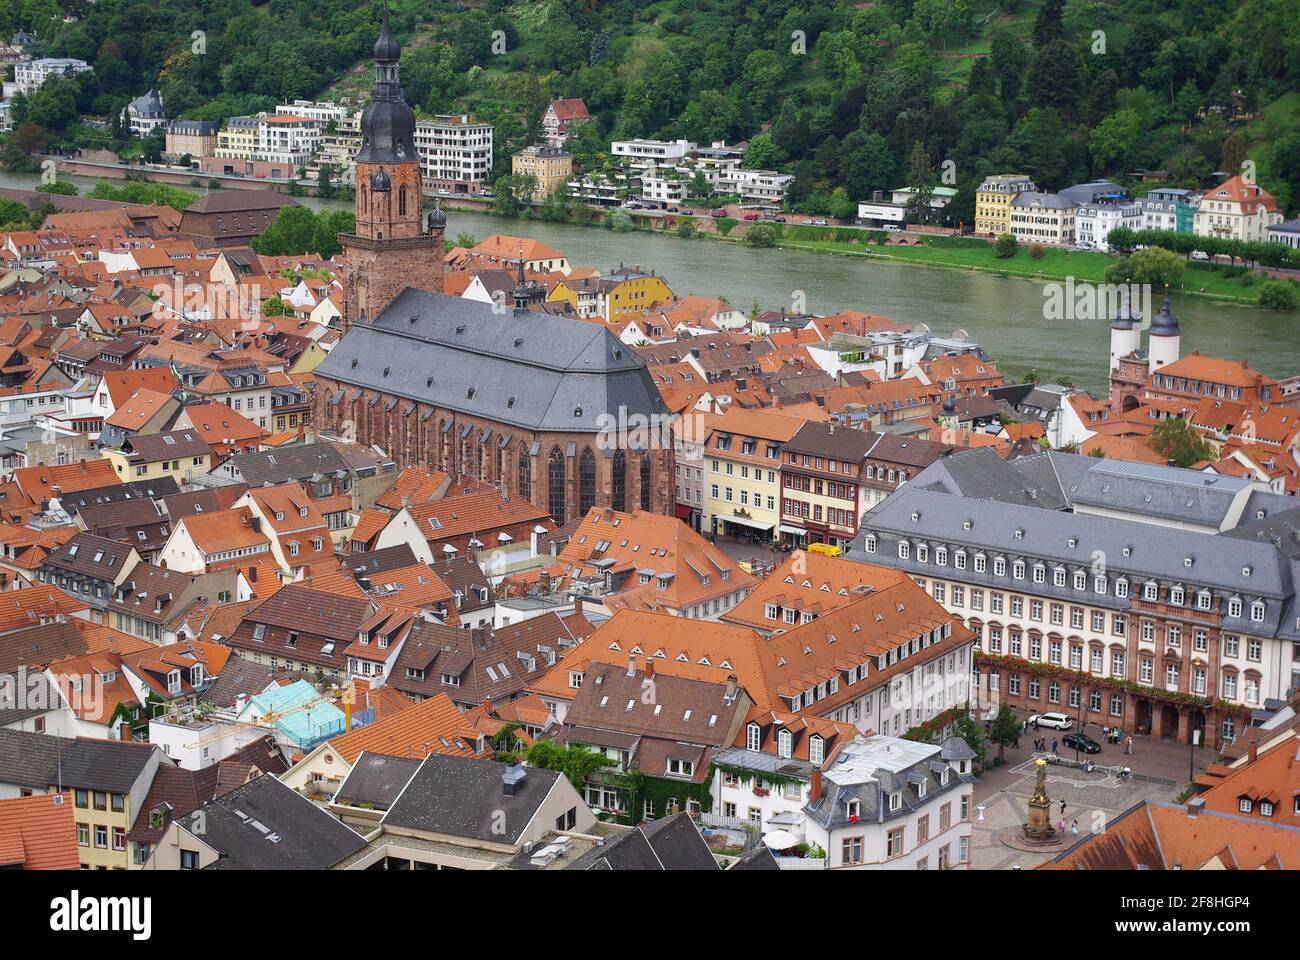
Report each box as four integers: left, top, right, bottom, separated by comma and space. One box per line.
314, 288, 670, 434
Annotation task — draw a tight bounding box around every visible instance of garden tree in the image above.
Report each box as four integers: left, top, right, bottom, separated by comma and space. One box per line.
745, 223, 777, 247
251, 206, 353, 258
1028, 39, 1082, 115
952, 712, 987, 765
454, 231, 477, 250
525, 740, 613, 790
994, 233, 1018, 258
739, 49, 784, 116
826, 187, 857, 219
1221, 131, 1247, 177
0, 198, 32, 228
1258, 280, 1298, 311
1088, 108, 1142, 174
843, 132, 895, 200
262, 296, 292, 317
1032, 0, 1067, 49
87, 179, 197, 212
603, 208, 633, 232
818, 30, 863, 89
904, 141, 934, 223
1149, 416, 1218, 468
990, 29, 1030, 104
680, 89, 742, 143
989, 704, 1021, 764
2, 122, 45, 170
26, 74, 78, 132
35, 179, 77, 195
139, 124, 166, 164
1104, 246, 1186, 288
316, 164, 335, 199
688, 170, 711, 199
967, 56, 996, 98
742, 133, 784, 170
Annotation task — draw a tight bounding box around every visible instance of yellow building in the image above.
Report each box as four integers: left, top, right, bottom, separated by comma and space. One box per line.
58, 740, 164, 870
598, 267, 674, 324
704, 408, 804, 542
511, 144, 573, 199
546, 276, 600, 317
215, 116, 257, 160
975, 174, 1036, 236
101, 429, 213, 484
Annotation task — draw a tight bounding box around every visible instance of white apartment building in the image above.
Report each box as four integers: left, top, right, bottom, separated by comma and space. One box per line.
276, 100, 350, 128
310, 112, 361, 182
803, 735, 975, 870
728, 168, 795, 207
414, 114, 493, 194
10, 57, 90, 95
611, 138, 695, 170
640, 165, 687, 206
1074, 200, 1143, 250
256, 114, 322, 168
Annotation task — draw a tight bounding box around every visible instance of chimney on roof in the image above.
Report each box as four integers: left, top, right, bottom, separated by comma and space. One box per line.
1186, 796, 1204, 819
1248, 741, 1258, 764
502, 763, 527, 797
810, 767, 822, 804
627, 654, 637, 677
644, 656, 654, 678
573, 596, 583, 617
725, 674, 738, 702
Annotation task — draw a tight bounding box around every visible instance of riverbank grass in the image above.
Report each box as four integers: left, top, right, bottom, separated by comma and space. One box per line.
778, 237, 1268, 303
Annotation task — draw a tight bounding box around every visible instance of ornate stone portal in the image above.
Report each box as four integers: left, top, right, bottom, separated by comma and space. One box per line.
1022, 758, 1057, 842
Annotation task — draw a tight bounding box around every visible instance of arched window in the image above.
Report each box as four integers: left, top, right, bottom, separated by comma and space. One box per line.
578, 448, 597, 517
398, 185, 407, 217
639, 455, 651, 511
548, 447, 566, 525
517, 444, 531, 501
611, 450, 627, 512
777, 728, 792, 758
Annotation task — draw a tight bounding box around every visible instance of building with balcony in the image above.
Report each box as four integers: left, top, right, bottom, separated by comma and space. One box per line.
413, 113, 493, 194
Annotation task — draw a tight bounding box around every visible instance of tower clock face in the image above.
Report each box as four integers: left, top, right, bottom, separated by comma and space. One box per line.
394, 164, 419, 189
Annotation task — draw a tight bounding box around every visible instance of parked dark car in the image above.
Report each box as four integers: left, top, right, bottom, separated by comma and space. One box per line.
1063, 733, 1101, 754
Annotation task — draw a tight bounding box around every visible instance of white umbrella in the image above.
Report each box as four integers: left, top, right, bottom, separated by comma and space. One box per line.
762, 829, 799, 850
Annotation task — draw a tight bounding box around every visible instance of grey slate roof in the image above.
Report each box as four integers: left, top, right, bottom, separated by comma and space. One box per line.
56, 738, 160, 794
1066, 459, 1253, 530
199, 655, 277, 709
0, 729, 73, 789
314, 288, 669, 433
333, 751, 421, 811
568, 812, 719, 870
382, 754, 564, 845
179, 773, 366, 870
224, 440, 350, 486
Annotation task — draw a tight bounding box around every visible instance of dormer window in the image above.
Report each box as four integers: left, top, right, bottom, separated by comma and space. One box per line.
845, 799, 861, 819
809, 735, 824, 768
746, 722, 761, 752
777, 728, 792, 758
888, 792, 901, 812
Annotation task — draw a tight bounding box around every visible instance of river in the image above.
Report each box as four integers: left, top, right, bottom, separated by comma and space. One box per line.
7, 170, 1297, 393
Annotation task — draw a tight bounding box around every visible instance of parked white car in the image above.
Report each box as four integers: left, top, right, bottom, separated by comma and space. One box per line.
1028, 712, 1074, 730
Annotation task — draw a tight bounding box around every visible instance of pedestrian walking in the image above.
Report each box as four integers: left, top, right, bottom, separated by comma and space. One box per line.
1051, 737, 1058, 755
1125, 736, 1133, 755
1071, 820, 1079, 836
1059, 799, 1067, 816
1057, 818, 1066, 833
1033, 718, 1040, 731
1102, 725, 1109, 741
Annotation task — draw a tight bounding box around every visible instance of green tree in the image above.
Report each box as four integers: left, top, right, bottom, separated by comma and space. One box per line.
36, 179, 77, 195
525, 740, 614, 790
742, 133, 784, 171
994, 233, 1018, 258
904, 141, 934, 223
952, 712, 987, 765
988, 704, 1021, 764
745, 223, 777, 247
1149, 416, 1217, 467
1258, 280, 1299, 311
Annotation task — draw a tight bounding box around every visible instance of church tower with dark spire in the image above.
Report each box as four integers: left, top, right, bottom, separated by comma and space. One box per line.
338, 9, 444, 331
